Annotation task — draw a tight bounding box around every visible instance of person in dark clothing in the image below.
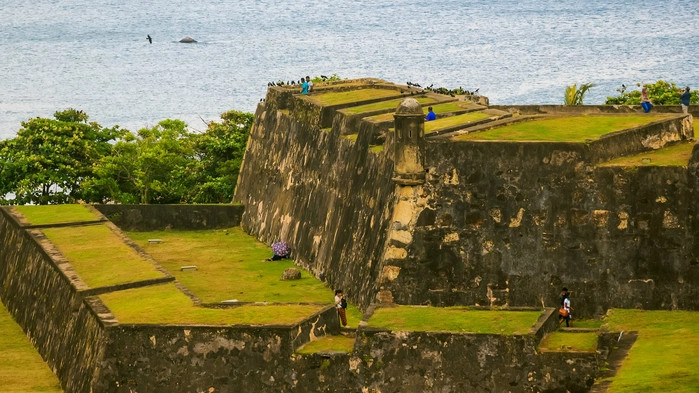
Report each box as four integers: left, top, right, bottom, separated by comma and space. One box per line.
679, 86, 691, 114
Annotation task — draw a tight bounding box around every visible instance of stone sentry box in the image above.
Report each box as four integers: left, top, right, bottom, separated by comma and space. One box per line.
393, 98, 426, 186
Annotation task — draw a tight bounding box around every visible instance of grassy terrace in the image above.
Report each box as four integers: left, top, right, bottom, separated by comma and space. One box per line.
427, 101, 478, 114
367, 306, 542, 334
454, 114, 672, 142
15, 204, 100, 225
126, 227, 332, 304
425, 111, 491, 133
602, 309, 699, 393
100, 283, 324, 325
309, 88, 400, 105
598, 142, 694, 167
0, 303, 63, 393
341, 96, 436, 114
296, 334, 356, 354
538, 331, 598, 352
41, 224, 165, 288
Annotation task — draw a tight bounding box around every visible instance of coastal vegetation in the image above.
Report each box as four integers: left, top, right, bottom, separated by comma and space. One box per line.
0, 109, 253, 205
605, 79, 698, 105
564, 82, 595, 105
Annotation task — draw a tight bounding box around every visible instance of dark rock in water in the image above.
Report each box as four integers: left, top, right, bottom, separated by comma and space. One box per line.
179, 36, 197, 43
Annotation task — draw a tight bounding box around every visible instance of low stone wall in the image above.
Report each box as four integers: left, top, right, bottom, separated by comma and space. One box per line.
0, 207, 107, 393
94, 204, 244, 231
95, 311, 338, 393
490, 104, 699, 116
352, 325, 596, 393
587, 115, 693, 163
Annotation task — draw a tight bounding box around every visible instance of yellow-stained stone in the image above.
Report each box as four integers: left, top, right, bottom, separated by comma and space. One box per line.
509, 208, 525, 228
382, 265, 401, 282
390, 230, 413, 245
617, 212, 629, 230
592, 210, 609, 227
443, 232, 459, 243
385, 246, 408, 260
663, 210, 680, 229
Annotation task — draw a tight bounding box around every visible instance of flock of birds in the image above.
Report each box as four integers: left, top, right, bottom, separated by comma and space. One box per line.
267, 75, 331, 87
407, 81, 480, 97
260, 78, 479, 102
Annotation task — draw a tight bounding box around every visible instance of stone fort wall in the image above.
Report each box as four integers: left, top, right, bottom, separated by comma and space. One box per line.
381, 138, 699, 316
235, 89, 699, 317
234, 96, 397, 308
0, 208, 106, 393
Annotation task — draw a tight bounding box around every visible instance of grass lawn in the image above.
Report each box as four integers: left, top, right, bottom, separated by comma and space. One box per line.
0, 302, 63, 393
598, 142, 694, 167
425, 111, 491, 133
539, 332, 598, 352
427, 101, 477, 114
454, 115, 671, 142
309, 89, 400, 106
369, 145, 384, 153
602, 309, 699, 393
126, 227, 333, 304
366, 306, 541, 334
296, 335, 356, 354
41, 224, 166, 288
100, 283, 325, 325
365, 113, 394, 123
574, 319, 604, 329
15, 204, 100, 226
342, 96, 435, 114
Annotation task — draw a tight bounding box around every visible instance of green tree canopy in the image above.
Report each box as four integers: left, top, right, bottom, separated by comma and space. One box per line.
185, 110, 254, 203
0, 109, 121, 205
605, 80, 699, 105
85, 119, 196, 204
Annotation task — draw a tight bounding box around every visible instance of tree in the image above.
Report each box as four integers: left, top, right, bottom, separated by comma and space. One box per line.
564, 83, 595, 105
605, 80, 699, 105
185, 110, 254, 203
86, 119, 196, 204
0, 109, 120, 205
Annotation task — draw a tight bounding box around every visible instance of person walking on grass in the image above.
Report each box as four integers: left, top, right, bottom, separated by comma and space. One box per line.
335, 289, 347, 327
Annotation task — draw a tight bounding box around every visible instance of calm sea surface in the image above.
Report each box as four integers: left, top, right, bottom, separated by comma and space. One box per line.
1, 0, 698, 139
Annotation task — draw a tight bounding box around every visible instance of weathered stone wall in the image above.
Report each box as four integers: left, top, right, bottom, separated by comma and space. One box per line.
345, 309, 596, 393
379, 139, 699, 316
96, 305, 339, 393
233, 102, 396, 308
0, 208, 106, 393
94, 204, 244, 231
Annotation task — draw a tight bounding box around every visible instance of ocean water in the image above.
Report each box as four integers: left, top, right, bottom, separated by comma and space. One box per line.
1, 0, 697, 139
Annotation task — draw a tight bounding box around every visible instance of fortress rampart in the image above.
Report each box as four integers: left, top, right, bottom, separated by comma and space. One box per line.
235, 81, 698, 317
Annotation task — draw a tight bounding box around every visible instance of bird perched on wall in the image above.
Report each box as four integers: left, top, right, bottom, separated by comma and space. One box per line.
321, 75, 328, 81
